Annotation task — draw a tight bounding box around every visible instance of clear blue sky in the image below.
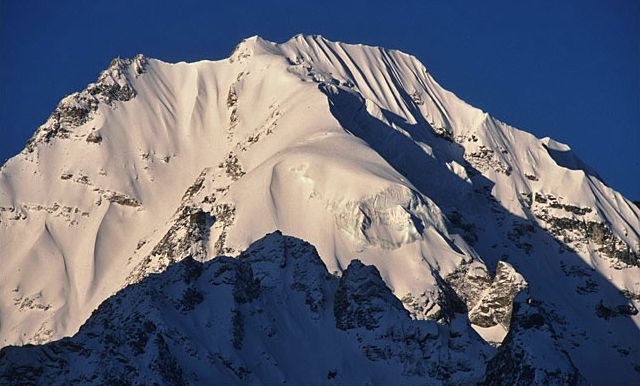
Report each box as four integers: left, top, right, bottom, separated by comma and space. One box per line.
1, 0, 638, 198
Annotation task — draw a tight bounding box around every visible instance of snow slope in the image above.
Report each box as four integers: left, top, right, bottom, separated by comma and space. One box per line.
1, 35, 638, 384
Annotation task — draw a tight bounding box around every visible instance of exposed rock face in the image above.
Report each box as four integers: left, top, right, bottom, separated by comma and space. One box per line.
334, 260, 408, 330
25, 54, 146, 152
467, 262, 527, 329
463, 144, 512, 176
444, 261, 528, 343
127, 205, 213, 285
526, 192, 640, 267
85, 132, 102, 143
401, 279, 467, 324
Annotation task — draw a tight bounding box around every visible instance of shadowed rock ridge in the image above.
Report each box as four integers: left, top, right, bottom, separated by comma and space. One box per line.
1, 232, 585, 385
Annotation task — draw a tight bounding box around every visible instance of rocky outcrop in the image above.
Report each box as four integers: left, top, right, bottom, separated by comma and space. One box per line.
463, 144, 512, 176
531, 193, 639, 267
481, 292, 586, 385
446, 261, 527, 342
334, 260, 408, 330
467, 262, 527, 329
126, 206, 213, 284
25, 54, 146, 152
85, 132, 102, 143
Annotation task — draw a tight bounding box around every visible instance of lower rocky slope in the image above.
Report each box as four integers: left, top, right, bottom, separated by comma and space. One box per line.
0, 232, 585, 386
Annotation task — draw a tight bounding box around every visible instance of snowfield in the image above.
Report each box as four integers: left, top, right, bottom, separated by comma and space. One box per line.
0, 35, 638, 385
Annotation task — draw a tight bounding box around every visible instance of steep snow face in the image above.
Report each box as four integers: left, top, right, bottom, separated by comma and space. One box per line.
1, 35, 639, 384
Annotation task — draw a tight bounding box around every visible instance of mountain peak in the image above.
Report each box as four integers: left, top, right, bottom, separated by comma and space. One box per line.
1, 35, 638, 384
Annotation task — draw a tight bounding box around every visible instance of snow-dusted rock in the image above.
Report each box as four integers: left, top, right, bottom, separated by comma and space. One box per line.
0, 233, 490, 385
1, 35, 639, 384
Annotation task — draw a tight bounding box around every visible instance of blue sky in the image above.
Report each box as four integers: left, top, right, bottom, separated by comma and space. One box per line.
1, 0, 638, 198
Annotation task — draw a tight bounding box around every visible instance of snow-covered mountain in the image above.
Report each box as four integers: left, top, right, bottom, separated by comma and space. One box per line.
1, 35, 638, 384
